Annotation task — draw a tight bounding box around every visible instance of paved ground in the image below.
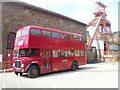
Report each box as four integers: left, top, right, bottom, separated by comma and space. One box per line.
0, 61, 118, 88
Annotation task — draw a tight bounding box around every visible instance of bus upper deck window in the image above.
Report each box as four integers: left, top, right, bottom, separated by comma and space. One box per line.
52, 32, 59, 38
60, 33, 67, 39
64, 34, 71, 39
73, 35, 79, 40
16, 30, 22, 38
21, 28, 28, 36
30, 28, 41, 36
79, 36, 84, 41
16, 28, 28, 38
42, 30, 51, 37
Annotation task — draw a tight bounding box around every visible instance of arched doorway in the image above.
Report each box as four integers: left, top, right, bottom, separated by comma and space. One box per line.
6, 32, 16, 61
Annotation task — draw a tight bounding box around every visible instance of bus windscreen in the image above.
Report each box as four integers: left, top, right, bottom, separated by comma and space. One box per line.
16, 28, 28, 38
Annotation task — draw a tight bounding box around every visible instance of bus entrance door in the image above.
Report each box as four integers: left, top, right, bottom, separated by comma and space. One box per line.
41, 50, 52, 73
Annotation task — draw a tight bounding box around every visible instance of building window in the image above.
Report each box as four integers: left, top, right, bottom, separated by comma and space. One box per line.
7, 32, 16, 50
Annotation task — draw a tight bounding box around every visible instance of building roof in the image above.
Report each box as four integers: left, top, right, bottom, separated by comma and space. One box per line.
16, 1, 87, 26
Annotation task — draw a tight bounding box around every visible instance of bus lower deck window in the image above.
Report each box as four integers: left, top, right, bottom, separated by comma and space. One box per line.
19, 49, 39, 57
81, 50, 84, 56
42, 50, 50, 58
61, 50, 68, 57
53, 50, 60, 57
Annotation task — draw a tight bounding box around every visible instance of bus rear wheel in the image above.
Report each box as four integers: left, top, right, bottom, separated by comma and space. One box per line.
28, 65, 39, 78
71, 62, 78, 71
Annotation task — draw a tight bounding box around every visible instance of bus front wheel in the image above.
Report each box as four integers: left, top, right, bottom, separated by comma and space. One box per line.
28, 65, 39, 78
71, 61, 78, 71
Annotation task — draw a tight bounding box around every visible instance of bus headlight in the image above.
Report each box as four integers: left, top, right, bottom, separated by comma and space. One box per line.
21, 64, 24, 68
22, 69, 24, 72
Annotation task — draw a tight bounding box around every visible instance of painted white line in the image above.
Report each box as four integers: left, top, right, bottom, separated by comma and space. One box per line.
18, 73, 21, 88
3, 69, 6, 88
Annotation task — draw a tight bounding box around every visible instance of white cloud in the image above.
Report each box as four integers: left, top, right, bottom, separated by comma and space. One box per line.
70, 9, 94, 24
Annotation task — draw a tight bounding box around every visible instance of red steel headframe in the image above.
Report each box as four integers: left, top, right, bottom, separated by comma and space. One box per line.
87, 2, 113, 50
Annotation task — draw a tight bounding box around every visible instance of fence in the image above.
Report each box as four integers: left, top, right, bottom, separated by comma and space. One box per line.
0, 61, 13, 72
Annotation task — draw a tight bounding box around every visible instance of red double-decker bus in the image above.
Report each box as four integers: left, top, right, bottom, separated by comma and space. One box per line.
13, 26, 86, 78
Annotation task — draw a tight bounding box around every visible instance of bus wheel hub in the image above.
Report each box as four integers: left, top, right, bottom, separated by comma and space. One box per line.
32, 69, 37, 75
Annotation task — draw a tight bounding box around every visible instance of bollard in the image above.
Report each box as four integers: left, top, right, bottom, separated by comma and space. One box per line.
3, 69, 6, 88
18, 73, 21, 88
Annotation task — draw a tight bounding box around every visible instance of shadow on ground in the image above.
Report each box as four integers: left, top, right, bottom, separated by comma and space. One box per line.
21, 66, 96, 79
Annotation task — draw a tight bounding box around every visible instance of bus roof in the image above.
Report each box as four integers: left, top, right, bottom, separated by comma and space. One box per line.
20, 26, 84, 37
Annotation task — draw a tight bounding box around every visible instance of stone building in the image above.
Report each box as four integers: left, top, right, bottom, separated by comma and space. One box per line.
1, 2, 87, 61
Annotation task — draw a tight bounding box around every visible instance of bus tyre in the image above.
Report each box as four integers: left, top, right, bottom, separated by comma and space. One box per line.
28, 65, 39, 78
71, 62, 78, 71
15, 72, 23, 76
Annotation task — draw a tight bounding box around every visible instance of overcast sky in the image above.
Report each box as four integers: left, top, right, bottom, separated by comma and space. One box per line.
20, 0, 118, 32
